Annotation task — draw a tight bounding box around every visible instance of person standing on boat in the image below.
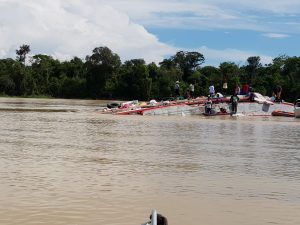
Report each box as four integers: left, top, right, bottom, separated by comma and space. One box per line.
174, 81, 180, 98
274, 85, 282, 102
241, 83, 249, 95
205, 96, 213, 114
209, 84, 215, 97
189, 83, 195, 99
230, 93, 239, 114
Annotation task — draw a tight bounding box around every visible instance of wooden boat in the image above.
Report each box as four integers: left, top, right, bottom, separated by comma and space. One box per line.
271, 110, 295, 117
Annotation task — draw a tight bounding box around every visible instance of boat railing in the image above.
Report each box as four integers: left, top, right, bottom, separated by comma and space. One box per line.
141, 209, 157, 225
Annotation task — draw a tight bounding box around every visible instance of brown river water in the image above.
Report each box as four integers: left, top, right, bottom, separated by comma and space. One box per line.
0, 97, 300, 225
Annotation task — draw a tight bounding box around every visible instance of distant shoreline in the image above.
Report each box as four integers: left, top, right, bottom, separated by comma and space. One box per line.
0, 95, 125, 102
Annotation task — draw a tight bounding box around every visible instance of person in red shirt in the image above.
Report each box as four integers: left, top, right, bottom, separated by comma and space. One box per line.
242, 83, 249, 95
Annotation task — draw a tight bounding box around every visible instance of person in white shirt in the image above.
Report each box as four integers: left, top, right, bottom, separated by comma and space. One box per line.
189, 83, 195, 99
209, 84, 215, 96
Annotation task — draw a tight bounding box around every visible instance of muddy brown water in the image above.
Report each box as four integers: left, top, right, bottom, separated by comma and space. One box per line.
0, 97, 299, 225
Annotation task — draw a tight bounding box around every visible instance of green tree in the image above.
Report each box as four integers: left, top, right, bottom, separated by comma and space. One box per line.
200, 66, 221, 95
16, 44, 30, 64
30, 54, 62, 95
0, 58, 25, 95
85, 47, 121, 98
281, 56, 300, 100
245, 56, 262, 84
219, 62, 239, 94
61, 57, 85, 79
117, 59, 151, 100
171, 51, 205, 82
60, 76, 86, 98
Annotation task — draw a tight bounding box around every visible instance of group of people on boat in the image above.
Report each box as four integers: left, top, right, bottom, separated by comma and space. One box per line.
174, 81, 195, 99
107, 81, 289, 116
203, 82, 241, 115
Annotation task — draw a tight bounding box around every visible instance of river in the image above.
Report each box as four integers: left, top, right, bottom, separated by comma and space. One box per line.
0, 97, 299, 225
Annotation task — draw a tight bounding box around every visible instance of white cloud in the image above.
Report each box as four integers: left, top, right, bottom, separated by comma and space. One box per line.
198, 46, 273, 66
102, 0, 300, 33
0, 0, 292, 66
0, 0, 175, 63
262, 33, 290, 39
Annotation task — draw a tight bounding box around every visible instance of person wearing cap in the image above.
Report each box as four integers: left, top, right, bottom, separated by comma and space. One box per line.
174, 81, 180, 97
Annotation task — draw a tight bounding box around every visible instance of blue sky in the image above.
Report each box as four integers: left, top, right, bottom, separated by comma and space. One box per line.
0, 0, 300, 66
149, 28, 299, 65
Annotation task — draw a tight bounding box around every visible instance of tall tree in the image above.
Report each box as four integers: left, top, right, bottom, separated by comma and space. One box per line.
172, 51, 205, 81
281, 56, 300, 100
245, 56, 261, 84
219, 62, 239, 94
31, 54, 60, 95
117, 59, 152, 100
85, 47, 121, 98
200, 66, 221, 95
16, 44, 30, 64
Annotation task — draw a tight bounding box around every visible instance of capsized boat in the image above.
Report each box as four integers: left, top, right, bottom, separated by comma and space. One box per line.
101, 98, 207, 116
234, 92, 294, 116
99, 92, 295, 117
141, 103, 204, 116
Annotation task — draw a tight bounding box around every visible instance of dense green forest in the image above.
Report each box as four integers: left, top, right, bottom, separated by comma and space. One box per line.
0, 44, 299, 102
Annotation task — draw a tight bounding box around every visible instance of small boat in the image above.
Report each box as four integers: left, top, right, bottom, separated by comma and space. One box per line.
295, 99, 300, 118
271, 110, 295, 117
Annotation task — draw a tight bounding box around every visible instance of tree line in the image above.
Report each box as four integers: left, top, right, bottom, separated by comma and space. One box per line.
0, 44, 299, 102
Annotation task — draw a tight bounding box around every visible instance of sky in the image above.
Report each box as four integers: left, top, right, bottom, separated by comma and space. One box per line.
0, 0, 300, 66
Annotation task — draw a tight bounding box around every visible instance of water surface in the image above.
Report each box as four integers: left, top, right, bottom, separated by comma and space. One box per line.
0, 97, 299, 225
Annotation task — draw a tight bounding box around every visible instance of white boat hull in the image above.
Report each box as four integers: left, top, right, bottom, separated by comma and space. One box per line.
236, 102, 294, 116
139, 102, 294, 116
141, 104, 204, 116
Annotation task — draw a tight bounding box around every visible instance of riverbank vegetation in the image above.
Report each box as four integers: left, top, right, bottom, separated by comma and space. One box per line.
1, 45, 299, 102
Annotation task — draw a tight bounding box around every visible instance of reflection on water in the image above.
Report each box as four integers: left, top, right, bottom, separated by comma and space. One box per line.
0, 97, 300, 225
